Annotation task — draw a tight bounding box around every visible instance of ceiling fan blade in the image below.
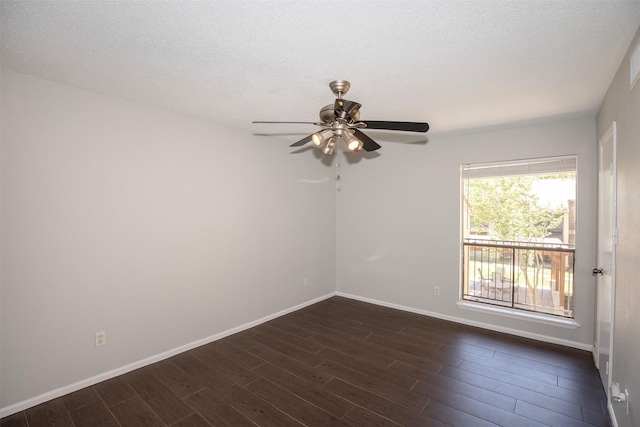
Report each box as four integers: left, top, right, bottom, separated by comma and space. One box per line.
333, 99, 362, 122
343, 100, 362, 121
289, 134, 314, 147
352, 129, 382, 152
334, 99, 344, 118
253, 121, 322, 125
356, 120, 429, 132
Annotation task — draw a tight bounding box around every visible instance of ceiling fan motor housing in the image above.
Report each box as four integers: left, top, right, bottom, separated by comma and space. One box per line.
319, 104, 335, 123
319, 103, 361, 123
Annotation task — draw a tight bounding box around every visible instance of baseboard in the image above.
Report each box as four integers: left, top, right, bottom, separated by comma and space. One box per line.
0, 292, 336, 418
336, 292, 592, 351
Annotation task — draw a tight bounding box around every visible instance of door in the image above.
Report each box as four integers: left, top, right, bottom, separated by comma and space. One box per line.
595, 121, 616, 392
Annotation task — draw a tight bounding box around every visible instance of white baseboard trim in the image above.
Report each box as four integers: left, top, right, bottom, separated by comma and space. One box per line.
336, 292, 592, 351
0, 292, 336, 419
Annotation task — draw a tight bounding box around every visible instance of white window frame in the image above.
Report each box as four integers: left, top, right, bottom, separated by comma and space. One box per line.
457, 155, 580, 328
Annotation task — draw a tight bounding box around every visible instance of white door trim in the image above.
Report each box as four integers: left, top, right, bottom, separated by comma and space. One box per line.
595, 121, 617, 406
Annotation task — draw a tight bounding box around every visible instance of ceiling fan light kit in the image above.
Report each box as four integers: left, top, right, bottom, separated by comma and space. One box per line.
344, 131, 364, 152
254, 80, 429, 155
312, 128, 333, 146
322, 137, 337, 155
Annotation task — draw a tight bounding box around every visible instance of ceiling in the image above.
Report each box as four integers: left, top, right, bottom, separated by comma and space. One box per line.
2, 1, 640, 142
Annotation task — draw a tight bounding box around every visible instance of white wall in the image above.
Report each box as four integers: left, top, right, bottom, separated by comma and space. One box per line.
337, 117, 597, 348
0, 69, 336, 411
596, 27, 640, 427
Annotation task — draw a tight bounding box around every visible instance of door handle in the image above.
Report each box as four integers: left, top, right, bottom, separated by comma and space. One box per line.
592, 268, 603, 276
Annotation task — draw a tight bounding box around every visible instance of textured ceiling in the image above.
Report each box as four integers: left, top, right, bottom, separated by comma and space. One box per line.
2, 1, 640, 141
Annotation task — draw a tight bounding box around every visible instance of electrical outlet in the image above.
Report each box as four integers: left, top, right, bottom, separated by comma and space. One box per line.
95, 331, 106, 347
304, 277, 309, 287
434, 286, 440, 296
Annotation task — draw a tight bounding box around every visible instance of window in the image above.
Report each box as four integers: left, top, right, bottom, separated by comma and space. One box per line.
461, 156, 577, 318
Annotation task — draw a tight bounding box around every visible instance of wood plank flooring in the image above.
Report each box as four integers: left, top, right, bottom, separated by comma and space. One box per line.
1, 296, 610, 426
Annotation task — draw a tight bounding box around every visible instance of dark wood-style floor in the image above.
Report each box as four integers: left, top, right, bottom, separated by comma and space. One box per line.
1, 296, 609, 427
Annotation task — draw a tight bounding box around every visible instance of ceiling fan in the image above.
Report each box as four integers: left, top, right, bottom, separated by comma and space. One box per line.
253, 80, 429, 155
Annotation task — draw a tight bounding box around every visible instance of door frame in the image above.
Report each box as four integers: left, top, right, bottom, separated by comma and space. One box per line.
595, 121, 617, 400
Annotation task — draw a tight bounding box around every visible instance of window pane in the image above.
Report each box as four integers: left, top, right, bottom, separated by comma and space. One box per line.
461, 156, 576, 318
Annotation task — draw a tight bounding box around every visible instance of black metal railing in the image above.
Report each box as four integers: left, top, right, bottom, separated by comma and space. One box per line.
462, 238, 575, 318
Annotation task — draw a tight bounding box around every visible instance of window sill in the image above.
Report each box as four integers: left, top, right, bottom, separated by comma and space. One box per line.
456, 301, 581, 329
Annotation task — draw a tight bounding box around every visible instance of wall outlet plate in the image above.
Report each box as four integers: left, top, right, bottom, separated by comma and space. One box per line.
95, 331, 106, 347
